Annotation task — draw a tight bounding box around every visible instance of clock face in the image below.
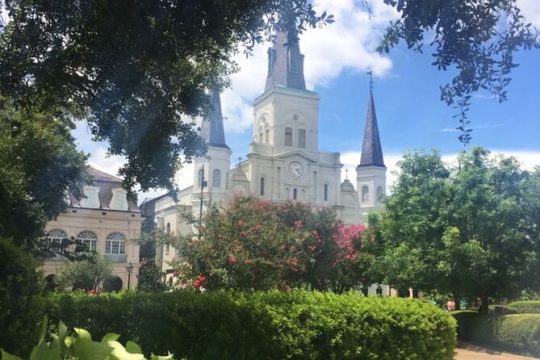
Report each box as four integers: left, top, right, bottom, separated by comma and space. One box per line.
288, 161, 304, 178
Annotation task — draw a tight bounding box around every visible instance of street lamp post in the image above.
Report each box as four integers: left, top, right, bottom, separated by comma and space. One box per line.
199, 165, 207, 240
126, 262, 134, 290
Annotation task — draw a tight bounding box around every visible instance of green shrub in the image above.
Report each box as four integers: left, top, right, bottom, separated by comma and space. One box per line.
1, 317, 174, 360
46, 291, 456, 360
508, 300, 540, 314
0, 237, 44, 357
469, 314, 540, 357
451, 310, 480, 341
490, 305, 518, 315
103, 276, 124, 292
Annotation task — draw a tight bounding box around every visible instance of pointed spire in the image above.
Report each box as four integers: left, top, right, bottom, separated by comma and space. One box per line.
264, 27, 306, 92
359, 79, 385, 167
206, 86, 229, 149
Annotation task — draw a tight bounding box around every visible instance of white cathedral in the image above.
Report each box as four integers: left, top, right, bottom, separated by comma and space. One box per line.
143, 30, 387, 273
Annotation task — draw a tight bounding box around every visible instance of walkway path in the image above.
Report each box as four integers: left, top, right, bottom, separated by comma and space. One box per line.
455, 343, 539, 360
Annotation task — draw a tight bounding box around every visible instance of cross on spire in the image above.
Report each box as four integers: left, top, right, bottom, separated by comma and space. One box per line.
345, 168, 349, 180
237, 156, 242, 167
367, 70, 373, 92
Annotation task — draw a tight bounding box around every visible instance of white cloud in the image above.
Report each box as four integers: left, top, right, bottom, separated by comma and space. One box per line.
86, 148, 125, 177
222, 0, 398, 133
518, 0, 540, 28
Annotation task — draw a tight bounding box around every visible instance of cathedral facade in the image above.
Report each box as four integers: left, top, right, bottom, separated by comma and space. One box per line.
143, 29, 387, 274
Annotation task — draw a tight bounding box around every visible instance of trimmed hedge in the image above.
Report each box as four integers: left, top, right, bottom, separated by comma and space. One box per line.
508, 301, 540, 314
451, 310, 480, 341
469, 314, 540, 357
46, 291, 456, 360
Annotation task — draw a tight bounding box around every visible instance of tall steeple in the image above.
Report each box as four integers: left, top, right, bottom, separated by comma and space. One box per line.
206, 86, 229, 149
359, 77, 384, 167
264, 28, 306, 92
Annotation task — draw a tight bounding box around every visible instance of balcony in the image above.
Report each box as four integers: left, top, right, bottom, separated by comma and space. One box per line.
105, 253, 127, 263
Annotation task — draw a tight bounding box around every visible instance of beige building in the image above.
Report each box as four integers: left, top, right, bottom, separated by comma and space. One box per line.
43, 167, 143, 289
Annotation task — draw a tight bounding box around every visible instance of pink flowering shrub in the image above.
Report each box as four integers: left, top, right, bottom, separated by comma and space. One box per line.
333, 224, 366, 260
174, 196, 372, 291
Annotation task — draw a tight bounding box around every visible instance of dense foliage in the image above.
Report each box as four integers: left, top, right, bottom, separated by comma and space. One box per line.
0, 96, 88, 247
0, 237, 44, 357
56, 253, 112, 292
0, 0, 332, 190
1, 318, 174, 360
378, 147, 540, 312
469, 314, 540, 357
137, 260, 165, 292
508, 300, 540, 314
453, 304, 540, 357
171, 197, 369, 292
46, 290, 456, 360
2, 0, 534, 185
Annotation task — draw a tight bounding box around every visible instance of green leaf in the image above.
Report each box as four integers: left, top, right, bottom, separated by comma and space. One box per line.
57, 321, 68, 353
102, 333, 121, 343
150, 354, 175, 360
72, 338, 113, 360
125, 341, 142, 354
74, 328, 92, 340
108, 341, 145, 360
38, 316, 48, 343
29, 339, 60, 360
1, 349, 23, 360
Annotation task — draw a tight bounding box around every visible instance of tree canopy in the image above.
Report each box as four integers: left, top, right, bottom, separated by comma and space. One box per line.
0, 0, 536, 187
0, 0, 332, 191
378, 147, 539, 311
0, 95, 88, 247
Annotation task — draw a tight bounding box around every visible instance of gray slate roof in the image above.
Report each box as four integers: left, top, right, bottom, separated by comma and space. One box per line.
69, 166, 139, 212
264, 29, 306, 92
359, 91, 385, 167
206, 87, 229, 149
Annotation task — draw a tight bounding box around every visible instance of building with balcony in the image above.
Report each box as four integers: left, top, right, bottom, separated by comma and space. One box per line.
43, 167, 143, 289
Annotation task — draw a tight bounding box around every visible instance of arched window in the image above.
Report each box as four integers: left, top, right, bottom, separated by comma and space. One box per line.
212, 169, 221, 188
265, 129, 269, 143
46, 229, 68, 253
377, 186, 384, 202
260, 177, 265, 196
76, 231, 97, 252
166, 223, 171, 234
293, 188, 298, 200
324, 184, 329, 202
105, 232, 126, 255
362, 186, 369, 203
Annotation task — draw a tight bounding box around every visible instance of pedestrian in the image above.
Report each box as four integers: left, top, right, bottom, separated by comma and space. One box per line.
447, 299, 456, 311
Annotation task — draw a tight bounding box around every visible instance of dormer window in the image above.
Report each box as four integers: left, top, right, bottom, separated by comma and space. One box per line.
80, 186, 100, 208
110, 188, 128, 211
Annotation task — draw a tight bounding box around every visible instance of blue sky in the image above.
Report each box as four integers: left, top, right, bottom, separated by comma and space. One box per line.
69, 0, 540, 200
